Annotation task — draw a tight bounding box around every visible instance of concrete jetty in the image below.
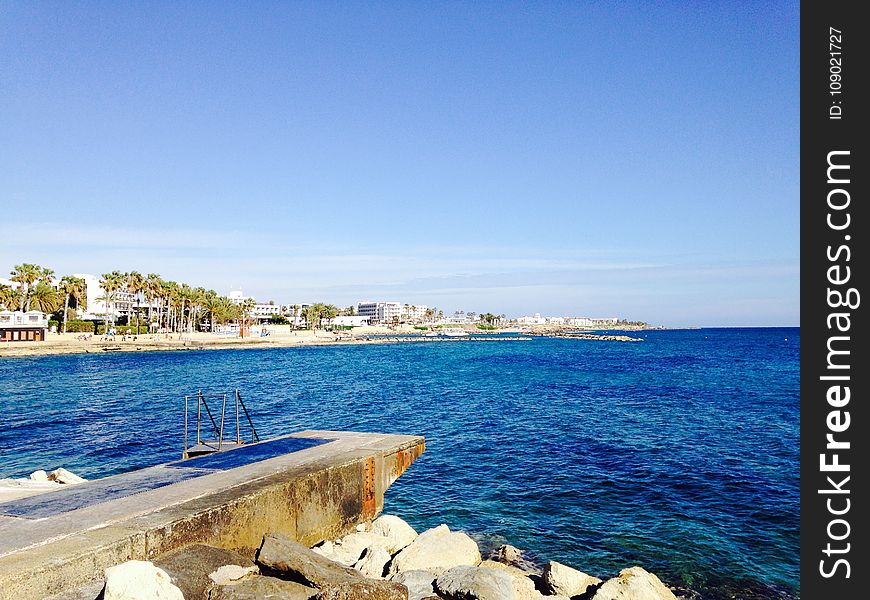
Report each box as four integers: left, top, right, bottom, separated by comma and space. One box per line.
0, 430, 424, 599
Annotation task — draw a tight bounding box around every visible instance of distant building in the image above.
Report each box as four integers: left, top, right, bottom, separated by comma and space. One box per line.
401, 304, 429, 323
329, 315, 371, 327
357, 301, 402, 325
74, 273, 135, 322
517, 313, 546, 325
0, 310, 49, 342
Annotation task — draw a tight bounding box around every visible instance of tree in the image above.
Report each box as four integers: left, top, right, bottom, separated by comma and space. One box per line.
0, 284, 20, 311
144, 274, 162, 330
59, 276, 87, 333
10, 263, 42, 311
29, 281, 61, 314
126, 271, 144, 331
99, 271, 124, 333
305, 303, 339, 330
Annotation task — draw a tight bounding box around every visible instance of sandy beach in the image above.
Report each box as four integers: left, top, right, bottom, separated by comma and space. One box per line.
0, 325, 531, 358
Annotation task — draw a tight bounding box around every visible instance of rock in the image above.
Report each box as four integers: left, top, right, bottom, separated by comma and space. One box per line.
370, 515, 418, 553
542, 561, 601, 597
479, 561, 538, 600
388, 525, 481, 575
434, 565, 517, 600
103, 560, 184, 600
258, 533, 364, 588
494, 544, 539, 574
47, 467, 87, 484
354, 546, 392, 579
317, 580, 408, 600
497, 545, 524, 565
29, 470, 49, 481
155, 543, 255, 599
356, 523, 368, 532
389, 570, 437, 600
209, 575, 318, 600
312, 531, 393, 566
209, 564, 259, 585
592, 567, 676, 600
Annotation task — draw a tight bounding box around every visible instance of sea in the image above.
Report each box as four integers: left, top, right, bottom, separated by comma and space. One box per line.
0, 328, 799, 599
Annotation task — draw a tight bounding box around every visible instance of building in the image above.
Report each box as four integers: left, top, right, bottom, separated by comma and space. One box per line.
517, 313, 546, 325
73, 274, 136, 322
0, 310, 49, 342
284, 303, 311, 327
250, 303, 281, 323
328, 315, 371, 327
401, 304, 429, 323
357, 301, 403, 325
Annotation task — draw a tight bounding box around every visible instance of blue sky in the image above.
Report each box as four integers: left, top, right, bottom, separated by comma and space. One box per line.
0, 2, 799, 326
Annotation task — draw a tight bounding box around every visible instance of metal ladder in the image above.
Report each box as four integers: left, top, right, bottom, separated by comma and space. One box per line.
183, 389, 260, 458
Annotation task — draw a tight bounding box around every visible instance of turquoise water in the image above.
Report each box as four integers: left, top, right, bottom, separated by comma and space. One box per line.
0, 328, 799, 599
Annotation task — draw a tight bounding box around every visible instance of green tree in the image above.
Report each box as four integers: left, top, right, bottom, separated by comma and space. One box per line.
59, 276, 87, 333
144, 274, 162, 330
10, 263, 42, 311
0, 284, 20, 310
126, 271, 144, 331
99, 271, 124, 333
29, 281, 61, 314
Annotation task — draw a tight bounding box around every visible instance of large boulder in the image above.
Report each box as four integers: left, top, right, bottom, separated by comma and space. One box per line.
389, 570, 437, 600
370, 515, 418, 553
592, 567, 677, 600
313, 532, 392, 566
103, 561, 184, 600
388, 525, 481, 575
257, 533, 364, 588
155, 543, 256, 599
208, 575, 318, 600
542, 561, 601, 597
434, 565, 517, 600
478, 561, 539, 600
317, 580, 408, 600
354, 546, 392, 579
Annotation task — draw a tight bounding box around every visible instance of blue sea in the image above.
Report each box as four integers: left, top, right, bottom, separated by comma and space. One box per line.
0, 328, 799, 599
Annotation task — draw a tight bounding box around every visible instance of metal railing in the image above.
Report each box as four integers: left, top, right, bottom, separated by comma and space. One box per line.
183, 389, 259, 458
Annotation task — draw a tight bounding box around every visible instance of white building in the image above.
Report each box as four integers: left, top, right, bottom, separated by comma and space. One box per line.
329, 315, 371, 327
74, 274, 135, 322
401, 304, 429, 323
357, 301, 403, 325
284, 303, 311, 327
517, 313, 546, 325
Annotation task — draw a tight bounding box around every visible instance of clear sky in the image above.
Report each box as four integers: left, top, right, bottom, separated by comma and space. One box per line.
0, 1, 799, 327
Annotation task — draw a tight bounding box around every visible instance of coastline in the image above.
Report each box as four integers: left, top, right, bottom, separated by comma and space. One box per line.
0, 329, 533, 358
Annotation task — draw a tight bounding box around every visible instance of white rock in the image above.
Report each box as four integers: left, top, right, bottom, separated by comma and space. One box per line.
435, 565, 517, 600
592, 566, 677, 600
208, 564, 259, 585
389, 570, 438, 600
388, 524, 481, 575
312, 531, 390, 566
29, 470, 49, 481
48, 467, 87, 484
543, 561, 601, 597
370, 514, 418, 553
479, 561, 538, 600
103, 560, 184, 600
354, 546, 392, 579
356, 522, 368, 532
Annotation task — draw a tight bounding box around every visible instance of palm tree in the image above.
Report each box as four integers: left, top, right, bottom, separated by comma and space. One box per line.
59, 276, 87, 333
29, 281, 61, 314
144, 274, 162, 331
126, 271, 144, 331
0, 284, 19, 310
99, 271, 124, 333
10, 263, 41, 311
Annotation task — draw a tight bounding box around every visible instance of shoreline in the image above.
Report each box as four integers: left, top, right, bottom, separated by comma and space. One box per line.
0, 331, 533, 359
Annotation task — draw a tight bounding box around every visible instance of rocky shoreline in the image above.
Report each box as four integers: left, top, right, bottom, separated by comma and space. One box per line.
93, 514, 687, 600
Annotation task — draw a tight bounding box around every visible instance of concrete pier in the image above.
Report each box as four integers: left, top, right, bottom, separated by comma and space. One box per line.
0, 430, 425, 599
